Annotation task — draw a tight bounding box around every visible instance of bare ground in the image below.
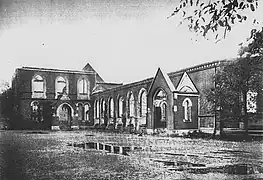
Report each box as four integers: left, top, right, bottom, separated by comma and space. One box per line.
0, 130, 262, 180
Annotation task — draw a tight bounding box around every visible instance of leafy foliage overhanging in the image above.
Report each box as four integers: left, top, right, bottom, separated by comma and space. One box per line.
170, 0, 261, 41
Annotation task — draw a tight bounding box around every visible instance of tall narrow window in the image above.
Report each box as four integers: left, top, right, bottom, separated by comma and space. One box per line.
96, 100, 100, 118
182, 98, 192, 122
161, 102, 167, 121
31, 101, 40, 121
32, 75, 46, 98
139, 91, 147, 117
78, 78, 88, 94
56, 76, 67, 99
84, 104, 90, 121
94, 100, 98, 119
101, 99, 106, 118
109, 97, 114, 118
128, 92, 135, 117
118, 96, 124, 117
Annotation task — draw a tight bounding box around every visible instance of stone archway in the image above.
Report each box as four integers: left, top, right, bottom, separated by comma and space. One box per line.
57, 103, 73, 130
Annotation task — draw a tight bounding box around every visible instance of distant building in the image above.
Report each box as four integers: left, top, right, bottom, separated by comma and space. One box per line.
11, 60, 262, 131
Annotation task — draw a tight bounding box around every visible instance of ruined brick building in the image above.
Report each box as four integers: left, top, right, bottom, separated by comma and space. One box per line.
11, 60, 262, 131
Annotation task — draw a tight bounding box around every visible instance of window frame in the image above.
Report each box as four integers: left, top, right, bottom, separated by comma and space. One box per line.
55, 76, 68, 99
182, 98, 192, 122
109, 97, 114, 118
32, 74, 46, 98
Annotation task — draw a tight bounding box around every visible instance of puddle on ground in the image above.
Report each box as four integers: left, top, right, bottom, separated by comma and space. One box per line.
153, 159, 205, 168
211, 149, 251, 155
67, 142, 141, 156
68, 143, 263, 175
152, 159, 263, 175
25, 131, 49, 134
85, 134, 95, 137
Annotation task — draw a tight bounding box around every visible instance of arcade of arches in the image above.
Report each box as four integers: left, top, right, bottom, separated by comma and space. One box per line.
92, 68, 200, 132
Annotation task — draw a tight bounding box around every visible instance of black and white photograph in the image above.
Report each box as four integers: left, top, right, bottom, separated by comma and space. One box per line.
0, 0, 262, 179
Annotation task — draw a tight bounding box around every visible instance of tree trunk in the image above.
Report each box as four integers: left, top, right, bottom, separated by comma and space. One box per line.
219, 116, 225, 138
212, 113, 217, 137
243, 90, 249, 136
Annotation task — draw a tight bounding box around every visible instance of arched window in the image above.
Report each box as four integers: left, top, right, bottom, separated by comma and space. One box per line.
95, 100, 100, 118
128, 92, 135, 117
96, 101, 100, 118
31, 101, 41, 121
160, 102, 167, 121
139, 90, 147, 117
118, 96, 124, 117
56, 76, 68, 99
101, 99, 106, 118
84, 104, 90, 121
32, 75, 46, 98
31, 101, 39, 113
77, 78, 90, 100
94, 100, 98, 119
78, 78, 88, 94
182, 98, 192, 122
109, 97, 114, 118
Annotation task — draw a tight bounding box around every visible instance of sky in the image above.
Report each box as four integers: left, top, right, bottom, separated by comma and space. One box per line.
0, 0, 262, 86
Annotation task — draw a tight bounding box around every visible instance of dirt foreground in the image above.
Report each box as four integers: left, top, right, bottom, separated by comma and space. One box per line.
0, 130, 262, 180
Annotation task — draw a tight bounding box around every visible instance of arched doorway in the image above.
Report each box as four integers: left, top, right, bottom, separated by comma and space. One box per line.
58, 103, 73, 129
153, 89, 167, 129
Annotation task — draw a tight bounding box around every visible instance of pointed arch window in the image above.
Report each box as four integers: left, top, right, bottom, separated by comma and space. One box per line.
78, 78, 87, 94
56, 76, 68, 99
101, 99, 106, 118
30, 101, 42, 122
139, 90, 147, 117
31, 101, 39, 113
94, 100, 100, 119
160, 102, 167, 121
128, 92, 135, 117
118, 96, 124, 117
77, 78, 90, 99
182, 98, 192, 122
84, 104, 90, 121
32, 75, 46, 98
109, 97, 114, 118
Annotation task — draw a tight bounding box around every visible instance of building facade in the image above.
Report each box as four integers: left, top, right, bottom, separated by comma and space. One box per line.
11, 63, 121, 130
11, 60, 262, 131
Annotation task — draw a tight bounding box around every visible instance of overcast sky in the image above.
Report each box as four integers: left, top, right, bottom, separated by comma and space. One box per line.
0, 0, 262, 86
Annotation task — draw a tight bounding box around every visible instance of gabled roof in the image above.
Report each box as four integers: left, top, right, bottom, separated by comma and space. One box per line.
92, 84, 106, 94
82, 63, 104, 83
175, 72, 199, 93
148, 68, 176, 93
92, 82, 123, 94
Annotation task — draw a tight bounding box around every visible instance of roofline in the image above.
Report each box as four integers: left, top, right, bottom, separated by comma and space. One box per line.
92, 59, 227, 95
97, 82, 123, 85
168, 59, 229, 77
18, 66, 96, 75
92, 77, 153, 95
